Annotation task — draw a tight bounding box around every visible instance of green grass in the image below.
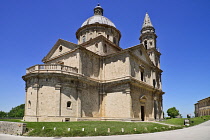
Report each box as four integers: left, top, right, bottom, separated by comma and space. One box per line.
3, 116, 210, 137
161, 115, 210, 126
0, 119, 22, 122
26, 121, 175, 137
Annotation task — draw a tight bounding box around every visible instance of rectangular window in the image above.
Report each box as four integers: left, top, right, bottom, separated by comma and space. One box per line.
141, 71, 144, 81
153, 79, 156, 88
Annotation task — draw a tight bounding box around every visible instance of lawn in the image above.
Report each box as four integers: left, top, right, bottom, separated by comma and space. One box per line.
161, 115, 210, 126
4, 116, 210, 137
0, 119, 182, 137
26, 121, 177, 137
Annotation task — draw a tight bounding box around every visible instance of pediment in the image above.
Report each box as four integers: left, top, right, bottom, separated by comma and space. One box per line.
42, 39, 78, 62
140, 95, 147, 102
80, 35, 122, 51
128, 44, 153, 66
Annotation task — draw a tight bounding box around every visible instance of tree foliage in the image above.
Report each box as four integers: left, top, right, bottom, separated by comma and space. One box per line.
167, 107, 179, 118
0, 111, 7, 117
8, 104, 25, 117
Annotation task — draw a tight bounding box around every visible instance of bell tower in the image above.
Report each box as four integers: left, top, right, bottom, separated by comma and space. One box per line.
140, 13, 162, 90
139, 13, 160, 68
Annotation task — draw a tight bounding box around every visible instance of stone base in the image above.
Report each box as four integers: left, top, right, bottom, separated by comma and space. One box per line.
24, 116, 157, 122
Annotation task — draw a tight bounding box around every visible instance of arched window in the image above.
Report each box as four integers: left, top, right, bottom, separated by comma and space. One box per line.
144, 40, 148, 50
95, 43, 98, 48
67, 101, 71, 108
82, 36, 86, 43
59, 46, 62, 52
107, 35, 109, 39
28, 100, 31, 109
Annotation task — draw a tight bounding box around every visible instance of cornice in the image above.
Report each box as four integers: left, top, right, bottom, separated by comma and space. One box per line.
23, 72, 164, 94
76, 23, 121, 39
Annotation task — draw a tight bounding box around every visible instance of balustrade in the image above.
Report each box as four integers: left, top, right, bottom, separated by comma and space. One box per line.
26, 64, 78, 74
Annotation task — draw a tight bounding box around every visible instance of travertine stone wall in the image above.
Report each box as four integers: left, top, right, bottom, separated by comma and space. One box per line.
104, 92, 131, 118
104, 54, 129, 80
81, 51, 100, 79
61, 86, 77, 117
46, 50, 79, 68
81, 85, 100, 117
103, 83, 131, 118
130, 56, 152, 85
84, 40, 120, 56
0, 121, 26, 135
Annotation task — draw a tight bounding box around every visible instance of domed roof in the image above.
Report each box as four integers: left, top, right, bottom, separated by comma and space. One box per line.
81, 4, 116, 28
81, 15, 116, 27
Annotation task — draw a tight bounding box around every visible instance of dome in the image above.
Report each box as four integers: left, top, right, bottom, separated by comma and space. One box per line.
81, 15, 116, 28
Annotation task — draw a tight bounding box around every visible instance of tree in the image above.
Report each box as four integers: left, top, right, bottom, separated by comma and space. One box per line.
8, 104, 25, 118
167, 107, 179, 118
0, 111, 7, 118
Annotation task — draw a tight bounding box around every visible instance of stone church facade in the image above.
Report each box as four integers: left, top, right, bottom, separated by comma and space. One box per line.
23, 4, 164, 122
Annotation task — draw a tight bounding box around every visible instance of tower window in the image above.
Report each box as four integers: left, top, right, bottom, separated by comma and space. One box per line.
107, 35, 109, 39
113, 37, 117, 45
67, 101, 71, 108
153, 79, 156, 88
144, 40, 148, 50
28, 100, 31, 109
59, 46, 62, 52
141, 71, 144, 81
150, 42, 153, 46
104, 44, 107, 53
82, 36, 86, 43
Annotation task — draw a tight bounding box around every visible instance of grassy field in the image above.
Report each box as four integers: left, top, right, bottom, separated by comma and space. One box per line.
26, 121, 179, 137
1, 116, 210, 137
0, 119, 182, 137
161, 115, 210, 126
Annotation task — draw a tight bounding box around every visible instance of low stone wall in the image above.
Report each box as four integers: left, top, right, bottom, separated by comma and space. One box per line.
0, 121, 26, 135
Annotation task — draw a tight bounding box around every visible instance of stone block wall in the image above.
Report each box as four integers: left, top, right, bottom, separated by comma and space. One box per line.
0, 121, 26, 135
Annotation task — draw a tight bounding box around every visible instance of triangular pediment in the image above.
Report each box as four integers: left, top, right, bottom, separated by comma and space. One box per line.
140, 95, 147, 102
79, 35, 122, 55
127, 44, 153, 66
42, 39, 79, 62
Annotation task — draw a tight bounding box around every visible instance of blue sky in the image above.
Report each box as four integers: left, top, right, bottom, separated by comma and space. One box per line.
0, 0, 210, 118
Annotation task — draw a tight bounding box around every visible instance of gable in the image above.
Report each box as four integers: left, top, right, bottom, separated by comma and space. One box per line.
128, 44, 153, 65
80, 35, 122, 55
42, 39, 79, 62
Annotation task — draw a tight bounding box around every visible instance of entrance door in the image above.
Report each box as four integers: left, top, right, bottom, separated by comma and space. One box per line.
154, 100, 157, 120
141, 106, 145, 121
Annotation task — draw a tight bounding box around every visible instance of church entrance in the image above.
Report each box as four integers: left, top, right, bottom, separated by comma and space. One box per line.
141, 106, 145, 121
154, 100, 157, 120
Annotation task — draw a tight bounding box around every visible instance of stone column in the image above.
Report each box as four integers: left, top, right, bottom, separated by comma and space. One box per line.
33, 82, 39, 118
55, 83, 61, 116
77, 89, 82, 118
125, 88, 132, 118
78, 50, 82, 74
126, 55, 131, 76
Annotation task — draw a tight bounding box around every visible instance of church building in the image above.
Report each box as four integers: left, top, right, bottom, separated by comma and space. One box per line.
23, 4, 164, 122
